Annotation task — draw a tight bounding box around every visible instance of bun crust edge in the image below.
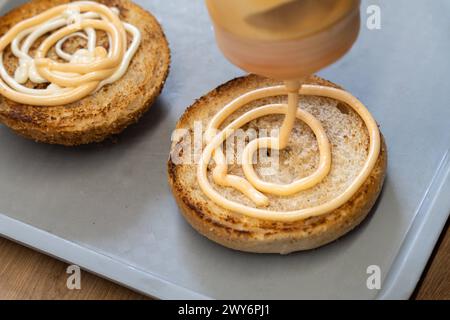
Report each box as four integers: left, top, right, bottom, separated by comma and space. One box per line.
168, 74, 387, 254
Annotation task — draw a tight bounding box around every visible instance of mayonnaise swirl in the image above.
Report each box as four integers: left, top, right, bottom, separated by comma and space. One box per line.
0, 1, 141, 106
197, 81, 381, 222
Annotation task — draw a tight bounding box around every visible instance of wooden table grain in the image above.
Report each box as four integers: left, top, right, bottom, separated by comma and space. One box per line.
0, 222, 448, 300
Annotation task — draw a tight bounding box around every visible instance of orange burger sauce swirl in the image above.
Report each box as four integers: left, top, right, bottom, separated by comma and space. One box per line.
197, 81, 381, 222
0, 1, 141, 106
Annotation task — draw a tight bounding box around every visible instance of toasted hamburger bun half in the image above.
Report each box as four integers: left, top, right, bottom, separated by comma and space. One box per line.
168, 74, 387, 254
0, 0, 170, 146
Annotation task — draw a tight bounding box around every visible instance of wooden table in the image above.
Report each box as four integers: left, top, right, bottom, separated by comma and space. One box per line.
0, 222, 449, 300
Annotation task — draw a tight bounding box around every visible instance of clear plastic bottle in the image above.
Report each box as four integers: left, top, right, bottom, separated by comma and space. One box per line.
205, 0, 361, 80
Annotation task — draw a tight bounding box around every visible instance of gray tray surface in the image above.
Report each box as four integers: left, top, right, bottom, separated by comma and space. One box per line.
0, 0, 449, 299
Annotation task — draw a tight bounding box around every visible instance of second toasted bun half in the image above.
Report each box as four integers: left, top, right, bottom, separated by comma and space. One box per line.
168, 74, 387, 254
0, 0, 170, 146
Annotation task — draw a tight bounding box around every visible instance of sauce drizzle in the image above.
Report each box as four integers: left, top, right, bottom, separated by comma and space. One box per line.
197, 80, 381, 222
0, 1, 141, 106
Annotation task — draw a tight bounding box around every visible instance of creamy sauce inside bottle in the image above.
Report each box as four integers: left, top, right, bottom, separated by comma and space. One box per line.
206, 0, 359, 41
206, 0, 360, 80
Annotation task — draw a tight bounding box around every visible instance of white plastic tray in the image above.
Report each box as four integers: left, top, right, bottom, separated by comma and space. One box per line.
0, 0, 449, 299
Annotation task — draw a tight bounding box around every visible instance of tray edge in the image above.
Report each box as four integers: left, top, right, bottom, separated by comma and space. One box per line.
0, 213, 210, 300
377, 149, 450, 299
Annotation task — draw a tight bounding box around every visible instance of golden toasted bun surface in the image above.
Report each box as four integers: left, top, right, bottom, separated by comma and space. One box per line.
168, 74, 387, 254
0, 0, 170, 146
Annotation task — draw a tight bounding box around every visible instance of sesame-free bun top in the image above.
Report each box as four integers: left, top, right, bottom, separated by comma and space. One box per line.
168, 75, 387, 254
